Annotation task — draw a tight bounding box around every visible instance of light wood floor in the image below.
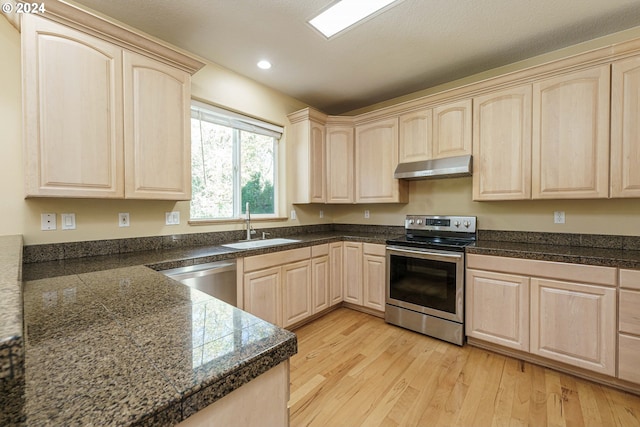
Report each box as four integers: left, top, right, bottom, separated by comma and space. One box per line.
289, 308, 640, 427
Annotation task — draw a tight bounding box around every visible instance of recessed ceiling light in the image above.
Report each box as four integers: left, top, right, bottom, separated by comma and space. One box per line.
309, 0, 401, 39
257, 60, 272, 70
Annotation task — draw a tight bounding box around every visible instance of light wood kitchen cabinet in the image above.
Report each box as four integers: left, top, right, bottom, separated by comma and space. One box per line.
355, 118, 408, 203
311, 244, 330, 314
22, 15, 124, 198
432, 99, 472, 159
282, 260, 312, 327
22, 14, 199, 199
532, 65, 610, 199
466, 269, 530, 351
362, 244, 386, 312
398, 108, 432, 163
611, 56, 640, 198
242, 247, 310, 327
530, 278, 616, 376
329, 242, 344, 306
287, 108, 327, 203
326, 121, 355, 203
467, 254, 617, 377
343, 242, 363, 305
472, 85, 532, 201
243, 267, 282, 327
618, 269, 640, 384
123, 51, 191, 199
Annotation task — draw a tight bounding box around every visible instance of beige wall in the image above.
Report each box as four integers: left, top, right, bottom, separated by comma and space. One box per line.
3, 14, 640, 246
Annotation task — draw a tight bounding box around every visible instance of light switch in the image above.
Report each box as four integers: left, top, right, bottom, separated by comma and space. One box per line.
165, 211, 180, 225
61, 213, 76, 230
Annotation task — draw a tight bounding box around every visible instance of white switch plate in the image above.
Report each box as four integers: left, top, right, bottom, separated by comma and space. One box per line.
319, 210, 324, 219
290, 209, 297, 220
41, 213, 56, 231
119, 213, 130, 227
364, 210, 370, 219
166, 211, 180, 225
554, 211, 565, 224
61, 213, 76, 230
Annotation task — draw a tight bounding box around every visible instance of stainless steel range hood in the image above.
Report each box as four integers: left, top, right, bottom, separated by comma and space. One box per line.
393, 155, 472, 180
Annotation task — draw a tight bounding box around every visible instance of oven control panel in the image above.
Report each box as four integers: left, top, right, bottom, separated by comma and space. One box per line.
405, 215, 476, 232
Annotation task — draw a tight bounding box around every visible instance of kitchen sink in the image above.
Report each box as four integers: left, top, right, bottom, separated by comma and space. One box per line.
222, 238, 300, 250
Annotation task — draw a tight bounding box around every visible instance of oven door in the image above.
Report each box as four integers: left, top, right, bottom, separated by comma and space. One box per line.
386, 245, 464, 323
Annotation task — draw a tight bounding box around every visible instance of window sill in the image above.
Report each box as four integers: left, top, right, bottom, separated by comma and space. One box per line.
188, 217, 289, 226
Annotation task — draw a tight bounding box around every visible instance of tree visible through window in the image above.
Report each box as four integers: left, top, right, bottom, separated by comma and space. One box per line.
190, 102, 281, 220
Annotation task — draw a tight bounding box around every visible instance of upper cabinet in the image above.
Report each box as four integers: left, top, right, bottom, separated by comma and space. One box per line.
611, 56, 640, 198
532, 65, 610, 199
22, 12, 204, 199
123, 51, 191, 199
398, 108, 432, 163
326, 118, 355, 204
287, 108, 327, 204
473, 85, 532, 201
432, 99, 472, 159
355, 118, 408, 203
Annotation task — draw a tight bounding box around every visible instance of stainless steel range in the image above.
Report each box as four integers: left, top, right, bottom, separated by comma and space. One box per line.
385, 215, 477, 346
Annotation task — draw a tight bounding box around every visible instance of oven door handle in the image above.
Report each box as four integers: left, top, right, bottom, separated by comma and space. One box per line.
386, 246, 464, 260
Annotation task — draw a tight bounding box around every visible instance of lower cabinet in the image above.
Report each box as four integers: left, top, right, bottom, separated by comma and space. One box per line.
311, 244, 330, 314
618, 269, 640, 384
343, 242, 363, 305
329, 242, 344, 306
244, 267, 282, 327
343, 242, 386, 313
466, 254, 617, 377
282, 260, 312, 327
466, 269, 530, 351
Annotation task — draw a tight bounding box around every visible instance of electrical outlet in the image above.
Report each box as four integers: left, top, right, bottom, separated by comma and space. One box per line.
554, 211, 565, 224
61, 213, 76, 230
166, 211, 180, 225
119, 213, 130, 227
290, 209, 297, 220
364, 210, 370, 219
41, 213, 56, 231
319, 210, 324, 219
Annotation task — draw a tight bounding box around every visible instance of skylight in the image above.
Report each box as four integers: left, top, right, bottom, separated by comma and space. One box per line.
309, 0, 401, 39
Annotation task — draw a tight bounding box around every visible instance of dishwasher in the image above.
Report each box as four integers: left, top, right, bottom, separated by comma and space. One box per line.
161, 260, 237, 307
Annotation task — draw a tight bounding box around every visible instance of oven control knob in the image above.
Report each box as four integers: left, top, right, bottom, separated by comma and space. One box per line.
416, 219, 423, 225
453, 221, 460, 227
408, 219, 414, 225
463, 221, 470, 228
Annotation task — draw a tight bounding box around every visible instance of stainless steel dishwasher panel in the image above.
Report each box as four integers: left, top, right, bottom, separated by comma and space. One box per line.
161, 260, 237, 306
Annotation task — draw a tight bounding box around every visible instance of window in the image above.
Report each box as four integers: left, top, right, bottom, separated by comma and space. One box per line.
190, 101, 282, 220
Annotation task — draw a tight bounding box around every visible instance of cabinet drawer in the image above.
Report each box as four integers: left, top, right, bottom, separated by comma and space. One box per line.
244, 247, 311, 272
363, 243, 385, 256
620, 269, 640, 290
619, 334, 640, 384
311, 244, 329, 257
620, 289, 640, 335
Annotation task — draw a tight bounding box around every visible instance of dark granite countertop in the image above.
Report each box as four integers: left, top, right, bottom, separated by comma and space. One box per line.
5, 230, 395, 426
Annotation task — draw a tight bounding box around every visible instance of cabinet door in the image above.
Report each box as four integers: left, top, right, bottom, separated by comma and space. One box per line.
355, 118, 407, 203
466, 269, 530, 351
473, 85, 532, 200
619, 334, 640, 384
282, 260, 312, 327
532, 66, 610, 199
329, 242, 344, 306
363, 253, 385, 312
432, 99, 472, 159
611, 56, 640, 198
312, 255, 330, 314
22, 15, 124, 198
123, 51, 191, 200
398, 108, 432, 163
244, 267, 281, 326
309, 121, 326, 203
326, 126, 354, 203
343, 242, 363, 305
530, 278, 616, 375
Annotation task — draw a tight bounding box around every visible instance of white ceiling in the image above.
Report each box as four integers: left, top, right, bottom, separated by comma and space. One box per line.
72, 0, 640, 114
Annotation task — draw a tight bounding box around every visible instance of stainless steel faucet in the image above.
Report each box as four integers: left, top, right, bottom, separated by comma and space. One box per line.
245, 202, 256, 240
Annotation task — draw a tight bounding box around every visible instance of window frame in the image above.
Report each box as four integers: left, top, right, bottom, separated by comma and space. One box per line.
189, 100, 282, 221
